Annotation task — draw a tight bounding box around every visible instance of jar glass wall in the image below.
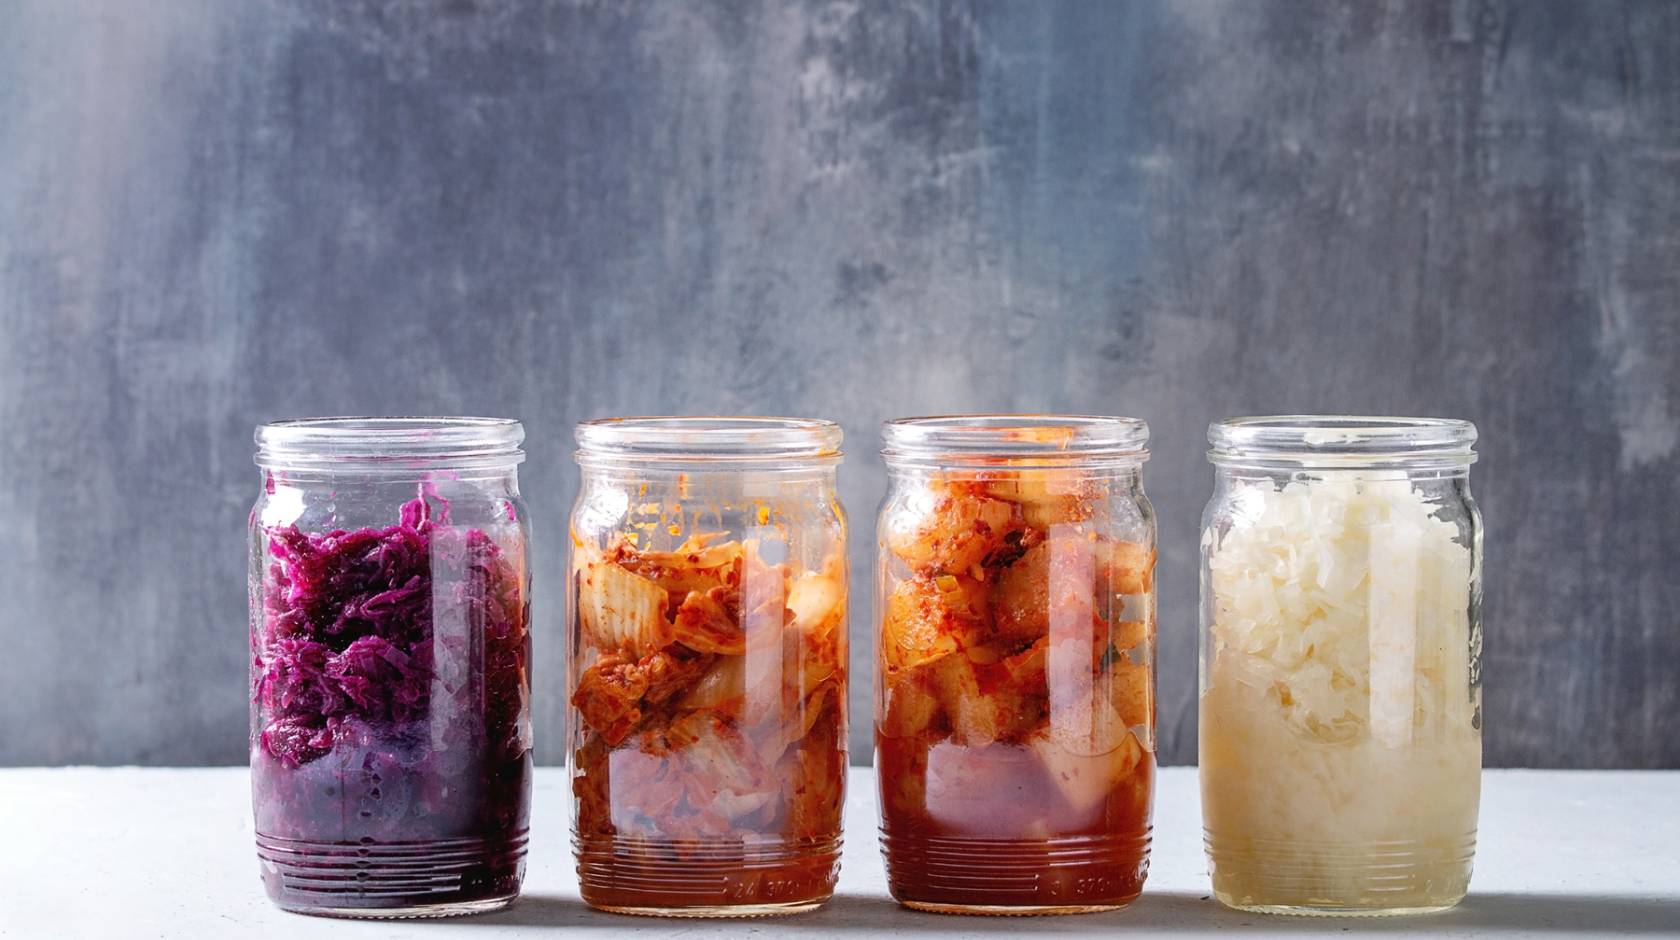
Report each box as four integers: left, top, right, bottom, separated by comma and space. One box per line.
1199, 416, 1482, 916
249, 417, 533, 918
567, 417, 847, 917
876, 415, 1156, 915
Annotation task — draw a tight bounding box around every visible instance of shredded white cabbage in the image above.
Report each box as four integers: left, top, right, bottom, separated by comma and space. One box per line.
1201, 475, 1480, 910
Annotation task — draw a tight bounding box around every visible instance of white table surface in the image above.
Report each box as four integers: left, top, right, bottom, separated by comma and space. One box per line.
2, 766, 1675, 938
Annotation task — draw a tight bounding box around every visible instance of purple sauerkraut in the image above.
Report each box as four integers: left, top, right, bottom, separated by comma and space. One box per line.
251, 493, 530, 910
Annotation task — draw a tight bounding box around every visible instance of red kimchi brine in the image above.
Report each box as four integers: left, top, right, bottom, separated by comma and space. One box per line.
876, 416, 1155, 915
567, 418, 846, 916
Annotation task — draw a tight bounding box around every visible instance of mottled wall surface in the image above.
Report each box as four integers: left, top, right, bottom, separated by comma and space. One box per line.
2, 0, 1676, 768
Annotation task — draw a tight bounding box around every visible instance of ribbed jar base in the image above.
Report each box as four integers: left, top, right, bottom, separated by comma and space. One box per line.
574, 835, 840, 916
900, 901, 1127, 916
255, 831, 528, 918
1205, 831, 1474, 916
587, 899, 827, 918
880, 830, 1150, 913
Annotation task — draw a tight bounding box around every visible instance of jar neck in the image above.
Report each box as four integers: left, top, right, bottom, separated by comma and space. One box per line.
574, 416, 842, 473
883, 458, 1144, 479
255, 417, 525, 475
264, 465, 523, 488
578, 464, 837, 487
1213, 464, 1471, 484
1208, 415, 1476, 474
880, 414, 1149, 471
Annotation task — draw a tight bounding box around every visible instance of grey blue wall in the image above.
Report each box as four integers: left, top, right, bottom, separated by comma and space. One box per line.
2, 0, 1677, 768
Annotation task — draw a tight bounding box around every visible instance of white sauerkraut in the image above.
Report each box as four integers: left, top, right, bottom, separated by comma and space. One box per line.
1201, 475, 1480, 911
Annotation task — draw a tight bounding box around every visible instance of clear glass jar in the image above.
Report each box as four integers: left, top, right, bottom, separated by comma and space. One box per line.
1199, 416, 1482, 916
876, 415, 1157, 915
249, 418, 532, 918
567, 417, 848, 916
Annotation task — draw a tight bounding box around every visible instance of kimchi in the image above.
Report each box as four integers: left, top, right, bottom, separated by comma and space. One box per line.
876, 416, 1155, 914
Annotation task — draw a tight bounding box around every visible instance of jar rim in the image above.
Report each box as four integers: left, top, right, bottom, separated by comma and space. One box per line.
882, 414, 1148, 464
1209, 415, 1477, 467
255, 416, 524, 469
575, 416, 842, 463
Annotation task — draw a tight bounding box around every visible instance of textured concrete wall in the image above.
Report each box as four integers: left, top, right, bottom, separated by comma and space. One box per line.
2, 0, 1676, 768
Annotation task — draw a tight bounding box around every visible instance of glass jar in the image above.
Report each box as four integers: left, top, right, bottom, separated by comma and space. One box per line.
1199, 416, 1482, 916
567, 417, 848, 916
876, 415, 1157, 915
249, 418, 532, 918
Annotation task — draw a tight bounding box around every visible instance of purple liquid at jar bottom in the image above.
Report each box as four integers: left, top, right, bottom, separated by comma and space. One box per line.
257, 835, 527, 915
253, 744, 531, 913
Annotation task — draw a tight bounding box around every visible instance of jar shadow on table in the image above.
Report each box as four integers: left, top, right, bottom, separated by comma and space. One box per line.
471, 891, 1679, 934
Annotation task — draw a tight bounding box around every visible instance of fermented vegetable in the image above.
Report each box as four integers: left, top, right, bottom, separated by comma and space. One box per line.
251, 492, 530, 910
570, 534, 846, 910
1201, 475, 1479, 912
877, 471, 1156, 912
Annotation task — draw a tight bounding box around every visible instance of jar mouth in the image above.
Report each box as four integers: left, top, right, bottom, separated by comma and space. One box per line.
575, 416, 842, 464
255, 416, 525, 469
1209, 415, 1477, 468
881, 414, 1149, 467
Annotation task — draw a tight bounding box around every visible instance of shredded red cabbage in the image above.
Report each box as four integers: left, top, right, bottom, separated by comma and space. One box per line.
250, 492, 530, 906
